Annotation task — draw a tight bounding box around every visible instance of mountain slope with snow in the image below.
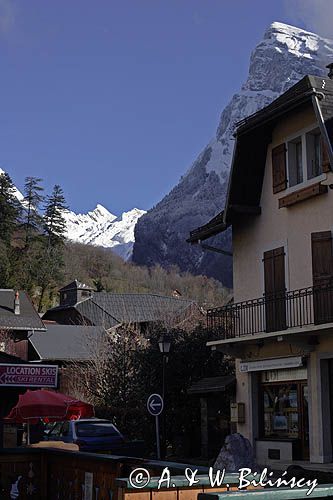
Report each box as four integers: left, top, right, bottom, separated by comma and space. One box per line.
0, 167, 145, 261
0, 168, 24, 202
132, 22, 333, 287
63, 205, 146, 260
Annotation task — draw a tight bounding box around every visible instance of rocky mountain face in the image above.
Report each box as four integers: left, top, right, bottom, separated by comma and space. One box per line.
132, 22, 333, 288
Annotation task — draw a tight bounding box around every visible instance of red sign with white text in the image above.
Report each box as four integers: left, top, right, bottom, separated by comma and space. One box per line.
0, 364, 58, 388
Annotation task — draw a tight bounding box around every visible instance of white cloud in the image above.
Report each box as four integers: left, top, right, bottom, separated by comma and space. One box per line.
284, 0, 333, 38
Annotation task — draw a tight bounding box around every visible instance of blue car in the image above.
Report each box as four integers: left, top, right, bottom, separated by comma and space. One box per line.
45, 418, 126, 453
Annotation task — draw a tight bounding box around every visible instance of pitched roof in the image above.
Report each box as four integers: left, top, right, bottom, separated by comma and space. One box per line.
29, 325, 106, 361
59, 280, 93, 292
44, 291, 198, 328
76, 299, 119, 329
188, 75, 333, 243
0, 290, 45, 331
90, 292, 197, 324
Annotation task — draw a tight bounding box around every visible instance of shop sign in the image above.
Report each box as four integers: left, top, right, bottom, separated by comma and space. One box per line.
261, 367, 307, 382
239, 356, 303, 373
0, 364, 58, 387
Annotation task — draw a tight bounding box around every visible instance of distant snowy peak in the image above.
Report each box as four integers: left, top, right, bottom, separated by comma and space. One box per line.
0, 167, 24, 202
0, 167, 145, 261
64, 205, 146, 260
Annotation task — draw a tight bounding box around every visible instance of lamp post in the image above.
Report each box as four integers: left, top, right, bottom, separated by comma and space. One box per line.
158, 334, 171, 458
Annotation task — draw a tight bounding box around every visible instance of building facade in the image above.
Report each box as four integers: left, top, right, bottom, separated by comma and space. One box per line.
189, 73, 333, 465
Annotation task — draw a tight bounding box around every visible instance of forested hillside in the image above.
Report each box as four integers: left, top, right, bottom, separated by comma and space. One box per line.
62, 242, 230, 308
0, 173, 230, 312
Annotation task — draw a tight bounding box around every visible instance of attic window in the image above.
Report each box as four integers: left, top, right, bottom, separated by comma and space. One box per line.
288, 137, 303, 187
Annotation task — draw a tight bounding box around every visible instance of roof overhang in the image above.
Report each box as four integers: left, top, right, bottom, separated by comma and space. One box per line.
188, 375, 236, 395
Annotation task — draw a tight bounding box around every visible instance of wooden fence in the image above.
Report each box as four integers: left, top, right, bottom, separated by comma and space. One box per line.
0, 448, 252, 500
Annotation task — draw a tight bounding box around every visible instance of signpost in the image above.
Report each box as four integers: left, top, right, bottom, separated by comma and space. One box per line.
147, 393, 163, 459
0, 364, 58, 388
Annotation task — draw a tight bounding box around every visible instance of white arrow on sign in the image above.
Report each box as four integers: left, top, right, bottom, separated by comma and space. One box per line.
147, 393, 164, 416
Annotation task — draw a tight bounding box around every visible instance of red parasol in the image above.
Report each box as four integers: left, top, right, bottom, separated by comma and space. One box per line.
5, 389, 94, 424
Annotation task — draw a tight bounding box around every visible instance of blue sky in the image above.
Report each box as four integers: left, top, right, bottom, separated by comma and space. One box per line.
0, 0, 327, 215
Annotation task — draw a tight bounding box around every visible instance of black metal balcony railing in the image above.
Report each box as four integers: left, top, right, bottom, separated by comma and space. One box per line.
207, 283, 333, 340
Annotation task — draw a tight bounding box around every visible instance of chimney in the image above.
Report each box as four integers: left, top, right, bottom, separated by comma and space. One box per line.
326, 63, 333, 79
14, 291, 20, 315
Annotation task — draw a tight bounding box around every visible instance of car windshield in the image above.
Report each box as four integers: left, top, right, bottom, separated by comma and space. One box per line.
75, 421, 119, 437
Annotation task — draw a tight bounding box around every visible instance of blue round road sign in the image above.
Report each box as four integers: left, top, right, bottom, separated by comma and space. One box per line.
147, 393, 164, 416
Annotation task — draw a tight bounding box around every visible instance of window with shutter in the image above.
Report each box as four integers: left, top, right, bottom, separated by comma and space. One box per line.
311, 231, 333, 324
263, 247, 286, 332
272, 144, 287, 194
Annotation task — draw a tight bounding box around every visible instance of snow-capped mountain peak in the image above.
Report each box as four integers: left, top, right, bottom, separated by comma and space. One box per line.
133, 22, 333, 286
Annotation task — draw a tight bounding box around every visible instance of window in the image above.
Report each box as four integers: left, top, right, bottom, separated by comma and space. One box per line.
288, 137, 303, 187
306, 129, 322, 179
75, 420, 119, 437
277, 127, 329, 195
263, 383, 300, 439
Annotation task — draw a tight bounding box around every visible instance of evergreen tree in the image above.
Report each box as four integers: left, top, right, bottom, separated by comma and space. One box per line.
44, 185, 67, 247
22, 176, 44, 246
37, 185, 68, 311
0, 172, 21, 246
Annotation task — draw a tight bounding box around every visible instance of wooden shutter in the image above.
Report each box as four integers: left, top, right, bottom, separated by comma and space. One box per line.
263, 247, 286, 332
311, 231, 333, 285
321, 136, 331, 173
264, 247, 286, 294
272, 144, 287, 194
311, 231, 333, 324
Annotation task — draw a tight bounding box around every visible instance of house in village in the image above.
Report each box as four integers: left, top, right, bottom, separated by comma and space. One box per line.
0, 290, 53, 446
189, 70, 333, 466
28, 324, 105, 394
42, 280, 202, 332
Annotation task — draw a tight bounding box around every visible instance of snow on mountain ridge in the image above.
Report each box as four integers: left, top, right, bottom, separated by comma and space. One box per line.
0, 167, 24, 202
0, 168, 145, 261
63, 205, 146, 260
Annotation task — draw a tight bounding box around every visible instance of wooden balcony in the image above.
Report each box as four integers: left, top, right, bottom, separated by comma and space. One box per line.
207, 284, 333, 340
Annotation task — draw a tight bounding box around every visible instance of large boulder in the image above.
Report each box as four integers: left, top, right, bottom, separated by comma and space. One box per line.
213, 433, 260, 472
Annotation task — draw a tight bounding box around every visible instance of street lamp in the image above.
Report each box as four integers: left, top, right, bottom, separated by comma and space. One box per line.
158, 335, 171, 356
158, 334, 172, 459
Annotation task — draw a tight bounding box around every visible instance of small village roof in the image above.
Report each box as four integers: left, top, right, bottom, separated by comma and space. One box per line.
188, 74, 333, 243
29, 325, 106, 361
90, 292, 197, 324
44, 291, 198, 328
76, 299, 119, 329
188, 375, 236, 395
0, 290, 46, 331
59, 280, 93, 292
